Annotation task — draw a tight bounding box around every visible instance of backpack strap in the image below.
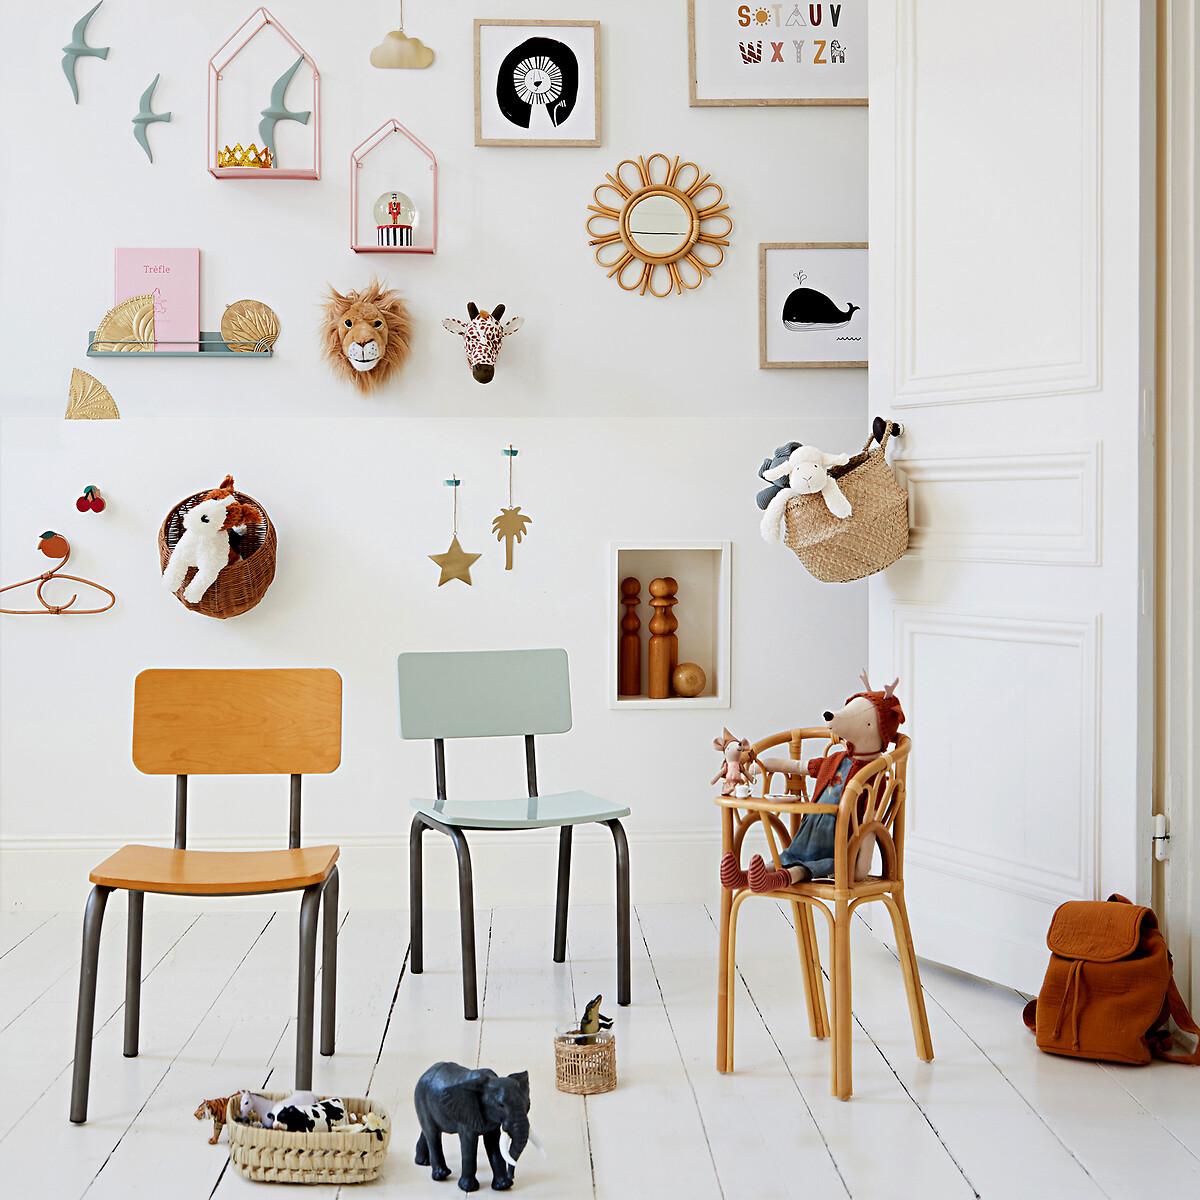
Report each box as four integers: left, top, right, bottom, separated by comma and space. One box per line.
1022, 997, 1037, 1031
1151, 976, 1200, 1065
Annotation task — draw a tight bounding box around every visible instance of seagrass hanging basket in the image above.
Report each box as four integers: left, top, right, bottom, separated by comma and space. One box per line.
226, 1094, 391, 1185
158, 476, 276, 618
782, 422, 909, 583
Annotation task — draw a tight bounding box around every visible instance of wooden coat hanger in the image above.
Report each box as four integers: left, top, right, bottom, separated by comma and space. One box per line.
0, 533, 116, 615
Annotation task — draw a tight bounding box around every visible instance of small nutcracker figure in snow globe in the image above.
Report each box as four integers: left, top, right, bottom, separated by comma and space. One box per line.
374, 190, 418, 247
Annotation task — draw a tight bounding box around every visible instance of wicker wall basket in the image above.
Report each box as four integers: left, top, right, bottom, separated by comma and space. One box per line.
226, 1095, 391, 1185
554, 1031, 617, 1095
158, 485, 276, 618
783, 433, 909, 584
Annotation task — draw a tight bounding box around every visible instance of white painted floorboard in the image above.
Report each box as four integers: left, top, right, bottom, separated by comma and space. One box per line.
2, 902, 1196, 1200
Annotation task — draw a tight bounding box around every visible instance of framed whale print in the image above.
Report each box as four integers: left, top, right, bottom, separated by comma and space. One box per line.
759, 242, 867, 368
474, 19, 601, 147
688, 0, 867, 106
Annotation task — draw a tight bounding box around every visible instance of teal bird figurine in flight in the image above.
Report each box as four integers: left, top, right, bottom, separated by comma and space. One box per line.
63, 1, 110, 104
258, 55, 311, 160
132, 75, 171, 162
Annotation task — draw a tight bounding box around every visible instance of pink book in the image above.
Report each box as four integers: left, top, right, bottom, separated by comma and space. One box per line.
114, 248, 200, 352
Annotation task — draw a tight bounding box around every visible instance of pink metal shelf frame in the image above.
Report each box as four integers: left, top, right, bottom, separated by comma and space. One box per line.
207, 7, 320, 181
350, 119, 438, 255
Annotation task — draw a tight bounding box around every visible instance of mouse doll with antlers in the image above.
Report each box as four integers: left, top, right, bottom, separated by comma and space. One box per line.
720, 673, 905, 892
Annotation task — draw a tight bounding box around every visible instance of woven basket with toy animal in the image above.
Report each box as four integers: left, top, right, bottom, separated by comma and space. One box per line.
159, 475, 276, 618
223, 1089, 391, 1184
758, 417, 909, 583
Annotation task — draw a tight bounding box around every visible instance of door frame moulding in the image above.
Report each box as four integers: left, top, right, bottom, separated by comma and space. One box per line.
1155, 0, 1198, 1004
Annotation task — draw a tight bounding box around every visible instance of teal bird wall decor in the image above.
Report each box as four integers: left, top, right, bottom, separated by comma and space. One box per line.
132, 75, 171, 162
62, 1, 110, 104
258, 55, 311, 160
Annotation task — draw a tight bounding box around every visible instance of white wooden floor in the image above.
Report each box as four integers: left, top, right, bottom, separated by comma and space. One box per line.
1, 901, 1197, 1199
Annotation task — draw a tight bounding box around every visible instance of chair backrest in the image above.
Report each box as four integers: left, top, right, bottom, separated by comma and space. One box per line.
397, 649, 571, 741
132, 668, 342, 775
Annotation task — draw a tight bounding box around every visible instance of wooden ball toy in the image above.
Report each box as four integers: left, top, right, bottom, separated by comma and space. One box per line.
672, 662, 706, 697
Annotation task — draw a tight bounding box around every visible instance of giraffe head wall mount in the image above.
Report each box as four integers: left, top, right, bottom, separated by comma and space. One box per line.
441, 302, 524, 384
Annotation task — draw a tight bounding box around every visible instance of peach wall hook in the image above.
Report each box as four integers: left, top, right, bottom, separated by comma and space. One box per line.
0, 532, 116, 615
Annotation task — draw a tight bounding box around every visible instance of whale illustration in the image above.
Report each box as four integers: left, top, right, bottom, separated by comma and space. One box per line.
781, 287, 860, 332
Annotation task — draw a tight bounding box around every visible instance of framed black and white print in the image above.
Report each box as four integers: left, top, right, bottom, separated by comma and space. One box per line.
759, 243, 867, 368
688, 0, 867, 107
474, 19, 601, 147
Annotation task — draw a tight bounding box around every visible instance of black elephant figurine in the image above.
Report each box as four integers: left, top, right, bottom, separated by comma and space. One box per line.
414, 1061, 534, 1192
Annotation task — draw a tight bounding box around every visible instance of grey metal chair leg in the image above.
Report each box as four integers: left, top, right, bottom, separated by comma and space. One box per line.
70, 884, 112, 1123
606, 819, 631, 1006
410, 815, 425, 975
553, 826, 572, 963
447, 826, 479, 1021
123, 890, 144, 1058
320, 866, 339, 1057
295, 885, 322, 1091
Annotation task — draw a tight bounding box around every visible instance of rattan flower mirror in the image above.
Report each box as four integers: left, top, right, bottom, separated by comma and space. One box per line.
586, 154, 732, 297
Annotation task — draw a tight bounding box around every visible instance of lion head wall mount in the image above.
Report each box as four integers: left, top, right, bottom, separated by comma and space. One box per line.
322, 279, 413, 393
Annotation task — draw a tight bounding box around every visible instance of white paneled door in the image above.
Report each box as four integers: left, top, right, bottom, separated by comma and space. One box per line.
868, 1, 1156, 989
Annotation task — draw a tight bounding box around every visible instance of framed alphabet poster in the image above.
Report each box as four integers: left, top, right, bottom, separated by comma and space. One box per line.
759, 243, 867, 368
688, 0, 867, 106
474, 19, 601, 147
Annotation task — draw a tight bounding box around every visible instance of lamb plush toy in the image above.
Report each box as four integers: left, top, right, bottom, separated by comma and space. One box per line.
162, 475, 262, 604
759, 444, 853, 542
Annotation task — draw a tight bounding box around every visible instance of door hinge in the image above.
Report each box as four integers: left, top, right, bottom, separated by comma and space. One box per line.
1152, 813, 1171, 862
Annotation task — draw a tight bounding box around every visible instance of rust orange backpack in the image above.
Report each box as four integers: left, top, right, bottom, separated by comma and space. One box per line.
1023, 894, 1200, 1065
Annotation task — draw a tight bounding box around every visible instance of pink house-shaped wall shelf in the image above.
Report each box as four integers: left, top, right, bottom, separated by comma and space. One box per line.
208, 7, 320, 180
350, 120, 438, 255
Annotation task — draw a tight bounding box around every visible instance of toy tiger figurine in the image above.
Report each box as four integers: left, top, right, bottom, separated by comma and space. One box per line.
194, 1095, 232, 1144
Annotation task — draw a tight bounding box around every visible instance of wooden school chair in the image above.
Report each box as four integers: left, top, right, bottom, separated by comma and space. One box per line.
69, 668, 343, 1124
715, 729, 933, 1100
399, 648, 631, 1020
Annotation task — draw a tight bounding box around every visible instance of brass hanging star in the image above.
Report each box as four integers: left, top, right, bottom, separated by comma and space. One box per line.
429, 536, 481, 586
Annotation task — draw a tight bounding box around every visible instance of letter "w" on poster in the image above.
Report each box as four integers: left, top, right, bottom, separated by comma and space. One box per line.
739, 40, 763, 64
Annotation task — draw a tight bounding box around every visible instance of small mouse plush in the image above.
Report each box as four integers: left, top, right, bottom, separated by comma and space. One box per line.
712, 728, 758, 797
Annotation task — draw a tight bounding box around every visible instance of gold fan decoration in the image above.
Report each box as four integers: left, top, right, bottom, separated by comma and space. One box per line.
586, 154, 733, 298
66, 368, 119, 420
221, 299, 280, 353
92, 294, 155, 352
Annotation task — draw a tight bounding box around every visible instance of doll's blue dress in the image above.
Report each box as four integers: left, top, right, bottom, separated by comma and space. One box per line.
778, 753, 857, 879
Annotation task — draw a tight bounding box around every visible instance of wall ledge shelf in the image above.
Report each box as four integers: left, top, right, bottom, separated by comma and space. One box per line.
350, 244, 437, 255
87, 332, 273, 359
350, 119, 438, 255
209, 167, 319, 181
207, 7, 321, 181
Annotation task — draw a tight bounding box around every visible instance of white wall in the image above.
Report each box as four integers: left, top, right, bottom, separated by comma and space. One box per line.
0, 1, 867, 911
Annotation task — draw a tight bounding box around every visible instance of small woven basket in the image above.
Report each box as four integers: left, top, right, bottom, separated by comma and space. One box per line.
158, 483, 276, 618
226, 1094, 391, 1185
783, 426, 909, 583
554, 1031, 617, 1095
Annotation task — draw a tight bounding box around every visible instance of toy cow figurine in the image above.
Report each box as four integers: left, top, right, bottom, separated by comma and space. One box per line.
442, 301, 524, 384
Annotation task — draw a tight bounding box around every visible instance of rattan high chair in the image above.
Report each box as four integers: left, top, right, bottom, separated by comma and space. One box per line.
715, 728, 932, 1100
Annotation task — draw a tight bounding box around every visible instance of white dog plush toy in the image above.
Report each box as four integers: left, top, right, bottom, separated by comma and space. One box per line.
162, 475, 263, 604
759, 444, 853, 542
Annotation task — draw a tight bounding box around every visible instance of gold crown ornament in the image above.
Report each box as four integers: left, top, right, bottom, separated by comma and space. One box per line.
217, 142, 274, 169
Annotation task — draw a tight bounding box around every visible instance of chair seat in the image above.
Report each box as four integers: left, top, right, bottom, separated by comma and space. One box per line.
411, 790, 629, 830
89, 843, 339, 896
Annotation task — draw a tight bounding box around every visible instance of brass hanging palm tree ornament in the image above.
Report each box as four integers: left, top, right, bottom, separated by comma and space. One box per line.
492, 446, 533, 571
